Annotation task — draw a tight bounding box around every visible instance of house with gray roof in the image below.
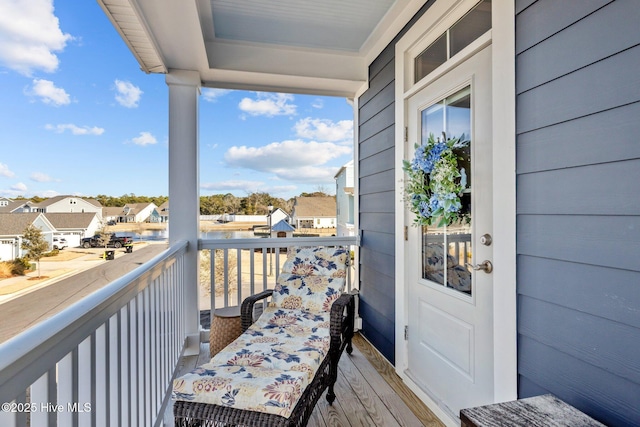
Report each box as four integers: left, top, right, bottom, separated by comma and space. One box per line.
0, 213, 56, 261
0, 197, 12, 210
102, 206, 125, 223
44, 212, 102, 248
290, 197, 336, 229
121, 203, 158, 223
157, 201, 169, 223
0, 199, 35, 213
30, 196, 102, 214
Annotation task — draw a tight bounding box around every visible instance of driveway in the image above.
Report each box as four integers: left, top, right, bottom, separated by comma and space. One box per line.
0, 242, 168, 344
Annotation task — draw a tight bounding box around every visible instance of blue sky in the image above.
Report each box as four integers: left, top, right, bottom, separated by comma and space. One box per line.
0, 0, 354, 200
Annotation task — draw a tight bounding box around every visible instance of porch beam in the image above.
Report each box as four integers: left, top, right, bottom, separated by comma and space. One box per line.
167, 69, 201, 356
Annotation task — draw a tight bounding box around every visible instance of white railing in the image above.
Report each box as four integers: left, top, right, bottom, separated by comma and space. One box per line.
0, 241, 188, 427
199, 236, 359, 311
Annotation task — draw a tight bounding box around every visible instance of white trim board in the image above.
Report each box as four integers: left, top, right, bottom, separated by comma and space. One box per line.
393, 0, 516, 423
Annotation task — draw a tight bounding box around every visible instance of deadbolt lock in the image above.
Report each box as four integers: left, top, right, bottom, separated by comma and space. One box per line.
480, 234, 492, 246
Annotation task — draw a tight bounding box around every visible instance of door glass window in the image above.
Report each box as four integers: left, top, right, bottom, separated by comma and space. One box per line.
422, 87, 472, 295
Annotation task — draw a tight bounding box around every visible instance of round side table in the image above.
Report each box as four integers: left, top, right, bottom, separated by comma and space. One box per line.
209, 305, 243, 358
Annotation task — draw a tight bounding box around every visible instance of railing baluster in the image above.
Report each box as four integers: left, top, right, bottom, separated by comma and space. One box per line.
347, 248, 352, 293
58, 352, 73, 427
105, 318, 114, 426
262, 248, 267, 291
223, 249, 229, 308
250, 249, 255, 296
0, 400, 16, 426
94, 325, 106, 427
130, 299, 138, 427
78, 336, 92, 426
150, 283, 157, 419
236, 248, 242, 306
214, 249, 217, 312
160, 274, 168, 421
147, 287, 154, 422
31, 371, 48, 427
139, 291, 145, 427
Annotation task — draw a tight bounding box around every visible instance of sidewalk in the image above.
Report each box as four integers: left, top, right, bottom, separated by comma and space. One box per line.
0, 243, 150, 304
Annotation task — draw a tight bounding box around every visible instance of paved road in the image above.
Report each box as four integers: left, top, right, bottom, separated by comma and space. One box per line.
0, 244, 167, 344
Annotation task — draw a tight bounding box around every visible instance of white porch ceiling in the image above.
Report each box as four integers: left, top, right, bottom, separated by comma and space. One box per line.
209, 0, 395, 52
97, 0, 426, 97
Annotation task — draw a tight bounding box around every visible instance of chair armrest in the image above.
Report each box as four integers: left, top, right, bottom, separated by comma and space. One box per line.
329, 293, 355, 353
241, 289, 273, 331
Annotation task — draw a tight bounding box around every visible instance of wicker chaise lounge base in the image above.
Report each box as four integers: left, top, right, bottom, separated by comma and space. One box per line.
173, 247, 355, 427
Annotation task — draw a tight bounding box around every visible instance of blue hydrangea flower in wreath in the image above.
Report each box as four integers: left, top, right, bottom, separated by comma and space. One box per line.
402, 132, 470, 227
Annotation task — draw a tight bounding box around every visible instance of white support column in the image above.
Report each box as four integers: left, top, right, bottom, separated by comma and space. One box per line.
166, 69, 200, 356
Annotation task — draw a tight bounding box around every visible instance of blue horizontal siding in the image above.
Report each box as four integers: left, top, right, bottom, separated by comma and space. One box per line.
516, 1, 640, 425
518, 335, 640, 426
357, 0, 438, 365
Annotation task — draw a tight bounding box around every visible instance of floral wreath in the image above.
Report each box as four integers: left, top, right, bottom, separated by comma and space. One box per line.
402, 132, 469, 227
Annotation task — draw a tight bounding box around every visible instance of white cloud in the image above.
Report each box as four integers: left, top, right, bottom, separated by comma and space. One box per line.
0, 184, 27, 198
239, 93, 296, 117
293, 118, 353, 143
30, 172, 56, 182
28, 79, 70, 106
225, 140, 350, 171
224, 139, 350, 183
11, 182, 27, 192
202, 88, 231, 102
45, 123, 104, 135
311, 99, 324, 109
270, 166, 341, 183
0, 163, 15, 178
261, 185, 298, 195
201, 180, 264, 192
114, 79, 142, 108
130, 131, 157, 146
0, 0, 72, 75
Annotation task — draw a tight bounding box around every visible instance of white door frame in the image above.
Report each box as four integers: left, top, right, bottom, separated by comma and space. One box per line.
393, 1, 516, 424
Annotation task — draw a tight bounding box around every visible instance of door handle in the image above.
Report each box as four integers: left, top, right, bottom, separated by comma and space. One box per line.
466, 260, 493, 274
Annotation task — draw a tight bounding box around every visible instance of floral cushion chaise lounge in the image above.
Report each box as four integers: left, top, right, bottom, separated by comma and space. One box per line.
172, 246, 355, 427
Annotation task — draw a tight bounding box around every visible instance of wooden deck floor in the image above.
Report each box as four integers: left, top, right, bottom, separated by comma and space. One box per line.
165, 333, 445, 427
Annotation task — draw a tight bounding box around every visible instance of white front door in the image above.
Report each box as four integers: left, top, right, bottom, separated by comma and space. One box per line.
405, 45, 493, 418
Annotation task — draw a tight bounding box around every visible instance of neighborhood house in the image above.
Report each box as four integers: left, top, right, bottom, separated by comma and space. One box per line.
290, 196, 337, 229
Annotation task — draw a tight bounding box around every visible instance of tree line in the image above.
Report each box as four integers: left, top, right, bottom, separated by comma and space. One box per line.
199, 190, 332, 215
15, 190, 333, 216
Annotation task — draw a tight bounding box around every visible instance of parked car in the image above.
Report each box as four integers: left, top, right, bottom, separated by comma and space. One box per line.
81, 233, 132, 249
52, 237, 68, 250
